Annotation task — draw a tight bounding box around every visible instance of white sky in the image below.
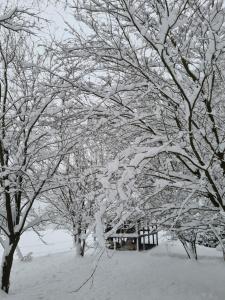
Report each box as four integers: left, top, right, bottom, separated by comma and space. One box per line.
1, 0, 76, 40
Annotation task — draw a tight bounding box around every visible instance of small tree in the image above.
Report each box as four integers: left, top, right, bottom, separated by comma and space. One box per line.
0, 12, 77, 292
47, 151, 99, 256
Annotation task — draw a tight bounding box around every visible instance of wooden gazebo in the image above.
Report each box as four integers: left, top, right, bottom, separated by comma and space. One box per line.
106, 219, 158, 251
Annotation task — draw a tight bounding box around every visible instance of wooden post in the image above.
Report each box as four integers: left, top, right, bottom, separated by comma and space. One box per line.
156, 226, 159, 246
136, 237, 139, 251
114, 238, 116, 250
143, 227, 145, 250
136, 222, 139, 251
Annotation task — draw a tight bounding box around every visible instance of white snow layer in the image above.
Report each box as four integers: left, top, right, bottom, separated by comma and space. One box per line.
0, 231, 225, 300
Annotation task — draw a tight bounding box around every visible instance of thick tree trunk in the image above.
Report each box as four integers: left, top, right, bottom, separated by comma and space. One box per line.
1, 252, 14, 293
1, 238, 19, 293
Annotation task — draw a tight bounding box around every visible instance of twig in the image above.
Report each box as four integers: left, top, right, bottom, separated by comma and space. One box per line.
69, 248, 105, 293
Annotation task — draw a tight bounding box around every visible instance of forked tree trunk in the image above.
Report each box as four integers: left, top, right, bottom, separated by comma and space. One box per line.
178, 237, 197, 260
1, 238, 19, 293
176, 229, 197, 260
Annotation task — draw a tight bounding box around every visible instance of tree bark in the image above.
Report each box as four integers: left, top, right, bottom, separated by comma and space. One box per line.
74, 236, 82, 256
1, 238, 19, 293
179, 239, 197, 260
80, 239, 86, 257
74, 234, 86, 257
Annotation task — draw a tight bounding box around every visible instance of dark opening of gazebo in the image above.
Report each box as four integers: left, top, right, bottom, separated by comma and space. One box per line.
106, 220, 158, 251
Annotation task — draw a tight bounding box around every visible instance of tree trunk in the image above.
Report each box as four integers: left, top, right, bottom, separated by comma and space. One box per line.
73, 222, 86, 257
80, 239, 86, 257
209, 224, 225, 261
74, 234, 86, 257
179, 238, 197, 260
75, 237, 82, 256
1, 238, 19, 293
222, 249, 225, 261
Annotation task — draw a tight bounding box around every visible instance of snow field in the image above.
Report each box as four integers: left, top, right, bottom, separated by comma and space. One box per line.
1, 231, 225, 300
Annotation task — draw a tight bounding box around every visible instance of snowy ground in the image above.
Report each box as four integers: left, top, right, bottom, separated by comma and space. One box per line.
1, 231, 225, 300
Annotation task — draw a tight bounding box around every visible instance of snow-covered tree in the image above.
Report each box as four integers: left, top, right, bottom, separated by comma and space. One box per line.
59, 0, 225, 226
46, 149, 100, 256
0, 6, 79, 292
